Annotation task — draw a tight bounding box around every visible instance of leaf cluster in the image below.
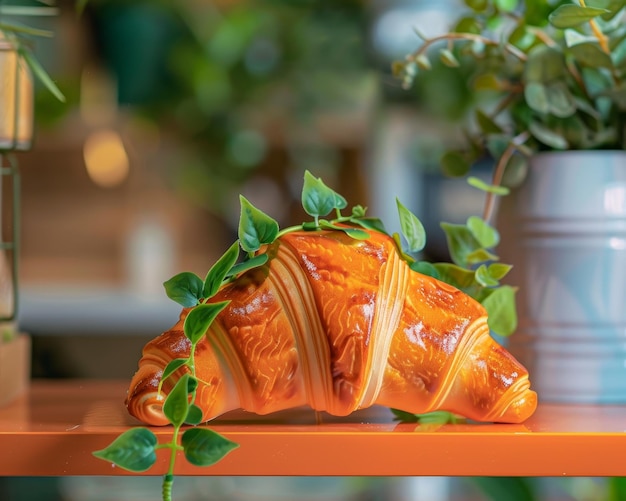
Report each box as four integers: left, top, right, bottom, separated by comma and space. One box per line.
395, 0, 626, 190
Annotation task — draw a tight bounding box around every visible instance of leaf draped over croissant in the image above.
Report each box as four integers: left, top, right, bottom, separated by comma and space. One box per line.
126, 228, 537, 425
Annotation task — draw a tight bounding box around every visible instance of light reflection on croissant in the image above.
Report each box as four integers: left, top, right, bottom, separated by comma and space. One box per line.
126, 228, 537, 425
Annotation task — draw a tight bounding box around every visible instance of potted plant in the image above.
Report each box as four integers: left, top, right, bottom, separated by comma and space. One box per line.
396, 0, 626, 403
0, 0, 66, 406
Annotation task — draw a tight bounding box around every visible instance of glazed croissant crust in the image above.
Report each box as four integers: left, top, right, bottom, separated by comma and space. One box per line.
126, 228, 537, 425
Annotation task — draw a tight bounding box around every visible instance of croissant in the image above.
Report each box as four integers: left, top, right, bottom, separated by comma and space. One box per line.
126, 227, 537, 425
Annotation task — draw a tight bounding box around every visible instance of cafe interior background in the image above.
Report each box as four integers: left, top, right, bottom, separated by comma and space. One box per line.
0, 0, 618, 500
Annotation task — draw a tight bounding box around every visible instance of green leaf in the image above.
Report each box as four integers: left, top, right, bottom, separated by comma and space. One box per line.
409, 261, 440, 280
467, 176, 510, 196
19, 49, 65, 102
0, 5, 58, 16
441, 151, 471, 177
467, 216, 499, 249
390, 408, 462, 424
0, 21, 53, 37
163, 374, 195, 427
475, 109, 504, 134
163, 272, 204, 307
455, 15, 482, 33
439, 48, 460, 67
184, 302, 230, 345
238, 195, 280, 253
464, 0, 488, 12
414, 54, 432, 70
93, 428, 157, 473
487, 262, 513, 281
473, 74, 502, 91
524, 82, 550, 114
602, 84, 626, 110
433, 262, 477, 291
414, 410, 462, 424
161, 358, 188, 383
318, 220, 370, 239
396, 198, 426, 253
204, 241, 240, 299
548, 4, 609, 29
440, 222, 485, 267
524, 45, 567, 83
390, 408, 421, 422
351, 217, 387, 234
466, 248, 499, 265
508, 23, 535, 50
546, 82, 577, 117
301, 170, 347, 219
475, 264, 499, 287
227, 254, 269, 278
351, 205, 367, 218
482, 285, 518, 336
182, 428, 239, 467
185, 404, 205, 426
495, 0, 518, 12
529, 121, 569, 149
569, 42, 614, 68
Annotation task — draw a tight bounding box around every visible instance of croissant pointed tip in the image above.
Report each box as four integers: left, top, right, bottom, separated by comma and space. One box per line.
495, 380, 538, 424
127, 390, 170, 426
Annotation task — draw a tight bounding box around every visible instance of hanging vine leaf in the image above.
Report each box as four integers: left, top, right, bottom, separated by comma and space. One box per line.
93, 428, 157, 473
238, 195, 279, 253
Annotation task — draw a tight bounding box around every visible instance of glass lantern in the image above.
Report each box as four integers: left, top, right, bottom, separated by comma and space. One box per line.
0, 37, 34, 338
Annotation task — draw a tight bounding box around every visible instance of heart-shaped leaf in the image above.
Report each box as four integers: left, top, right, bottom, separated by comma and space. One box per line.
396, 198, 426, 254
482, 285, 518, 336
238, 195, 279, 253
184, 301, 230, 345
302, 170, 347, 219
163, 272, 204, 307
204, 241, 240, 299
163, 374, 196, 427
93, 428, 157, 473
182, 428, 239, 467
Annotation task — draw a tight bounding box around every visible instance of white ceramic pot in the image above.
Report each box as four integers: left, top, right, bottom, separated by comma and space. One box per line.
497, 150, 626, 403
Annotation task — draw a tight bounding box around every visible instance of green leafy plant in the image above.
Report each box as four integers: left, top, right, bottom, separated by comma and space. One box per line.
94, 170, 515, 499
0, 0, 66, 101
395, 0, 626, 219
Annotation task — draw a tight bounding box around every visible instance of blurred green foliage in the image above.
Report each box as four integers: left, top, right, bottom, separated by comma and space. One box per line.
81, 0, 374, 210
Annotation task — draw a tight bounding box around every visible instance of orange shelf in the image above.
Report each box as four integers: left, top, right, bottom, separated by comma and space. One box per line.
0, 379, 625, 477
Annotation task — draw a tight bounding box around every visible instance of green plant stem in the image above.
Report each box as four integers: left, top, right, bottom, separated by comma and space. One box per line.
581, 0, 621, 87
163, 426, 182, 501
580, 0, 610, 53
276, 225, 305, 238
408, 32, 528, 66
483, 131, 531, 224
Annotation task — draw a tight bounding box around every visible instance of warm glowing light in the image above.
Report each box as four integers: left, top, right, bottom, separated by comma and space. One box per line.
83, 129, 130, 188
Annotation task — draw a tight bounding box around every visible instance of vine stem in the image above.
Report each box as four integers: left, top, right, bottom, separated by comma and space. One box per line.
482, 131, 531, 224
579, 0, 610, 53
162, 426, 182, 501
407, 32, 528, 65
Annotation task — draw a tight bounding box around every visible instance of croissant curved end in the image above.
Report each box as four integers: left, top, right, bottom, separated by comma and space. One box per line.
132, 391, 169, 426
125, 370, 170, 426
493, 376, 538, 424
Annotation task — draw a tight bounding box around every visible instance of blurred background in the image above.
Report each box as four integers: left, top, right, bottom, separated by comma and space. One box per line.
0, 0, 615, 500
